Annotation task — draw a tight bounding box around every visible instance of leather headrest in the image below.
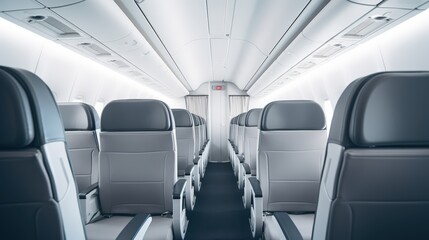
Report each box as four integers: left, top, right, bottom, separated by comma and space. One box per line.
233, 116, 239, 125
59, 103, 99, 131
330, 71, 429, 147
200, 117, 205, 125
0, 67, 65, 148
0, 69, 34, 148
192, 114, 200, 126
101, 99, 173, 132
172, 109, 193, 127
238, 112, 247, 126
259, 100, 325, 131
245, 108, 262, 127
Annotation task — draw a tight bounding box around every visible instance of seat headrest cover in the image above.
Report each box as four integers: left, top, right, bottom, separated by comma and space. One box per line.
0, 69, 34, 148
192, 114, 200, 126
0, 67, 65, 147
59, 103, 100, 131
330, 71, 429, 147
233, 116, 239, 125
238, 112, 247, 126
172, 109, 193, 127
259, 100, 325, 131
101, 99, 173, 131
245, 108, 262, 127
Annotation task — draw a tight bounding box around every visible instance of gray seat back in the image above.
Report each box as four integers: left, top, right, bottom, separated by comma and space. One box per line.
233, 116, 240, 148
0, 66, 85, 239
59, 103, 100, 191
198, 116, 204, 147
229, 118, 234, 142
99, 99, 177, 214
244, 108, 262, 175
257, 100, 327, 212
192, 114, 201, 154
172, 109, 195, 176
237, 113, 247, 155
313, 72, 429, 240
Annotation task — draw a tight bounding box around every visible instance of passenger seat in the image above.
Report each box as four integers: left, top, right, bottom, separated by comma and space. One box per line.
248, 100, 327, 240
58, 103, 100, 192
0, 66, 85, 239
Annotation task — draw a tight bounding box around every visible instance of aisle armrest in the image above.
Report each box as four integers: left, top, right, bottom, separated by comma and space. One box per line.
79, 183, 100, 224
248, 177, 263, 239
184, 165, 196, 211
273, 212, 304, 240
173, 179, 188, 240
116, 214, 152, 240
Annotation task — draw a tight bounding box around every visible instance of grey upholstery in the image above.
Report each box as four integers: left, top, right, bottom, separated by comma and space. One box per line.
258, 100, 327, 240
192, 114, 201, 156
237, 113, 247, 155
244, 108, 262, 175
0, 66, 85, 239
87, 99, 177, 240
313, 72, 429, 240
59, 103, 100, 192
172, 109, 195, 176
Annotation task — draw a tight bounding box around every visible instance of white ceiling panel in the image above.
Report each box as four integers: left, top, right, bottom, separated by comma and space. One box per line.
207, 0, 228, 37
211, 38, 229, 81
380, 0, 429, 9
224, 39, 267, 89
231, 0, 310, 55
175, 39, 212, 89
0, 0, 43, 11
139, 0, 209, 53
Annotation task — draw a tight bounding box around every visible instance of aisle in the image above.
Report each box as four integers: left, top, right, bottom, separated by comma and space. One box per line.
185, 162, 253, 240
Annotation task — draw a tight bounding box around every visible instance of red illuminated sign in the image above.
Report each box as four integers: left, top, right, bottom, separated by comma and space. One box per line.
215, 86, 223, 90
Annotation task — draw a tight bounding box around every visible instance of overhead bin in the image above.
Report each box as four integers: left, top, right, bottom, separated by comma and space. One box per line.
248, 0, 426, 97
36, 0, 84, 8
0, 0, 44, 11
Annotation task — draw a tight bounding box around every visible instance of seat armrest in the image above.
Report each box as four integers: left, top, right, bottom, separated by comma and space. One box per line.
173, 179, 187, 199
248, 177, 262, 198
199, 149, 204, 155
185, 165, 194, 176
234, 147, 239, 154
193, 156, 200, 164
238, 155, 245, 163
248, 177, 263, 239
116, 214, 152, 240
242, 163, 251, 175
78, 183, 100, 224
79, 182, 98, 199
184, 165, 196, 211
273, 212, 304, 240
173, 179, 188, 239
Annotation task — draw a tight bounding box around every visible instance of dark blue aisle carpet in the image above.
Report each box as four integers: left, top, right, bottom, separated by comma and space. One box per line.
185, 162, 253, 240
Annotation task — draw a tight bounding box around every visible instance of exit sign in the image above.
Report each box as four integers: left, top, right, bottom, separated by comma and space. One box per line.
212, 85, 226, 91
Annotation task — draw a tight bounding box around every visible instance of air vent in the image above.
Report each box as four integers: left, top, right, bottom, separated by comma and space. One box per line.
128, 71, 142, 77
27, 15, 80, 38
314, 44, 344, 58
108, 60, 129, 68
343, 15, 392, 39
79, 43, 111, 57
297, 61, 316, 69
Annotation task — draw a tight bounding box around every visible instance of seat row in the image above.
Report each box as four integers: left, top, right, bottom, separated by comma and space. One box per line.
228, 72, 429, 239
0, 66, 210, 240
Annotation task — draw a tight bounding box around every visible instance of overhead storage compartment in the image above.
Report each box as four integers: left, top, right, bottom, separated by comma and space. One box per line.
36, 0, 84, 8
248, 0, 424, 97
0, 0, 44, 11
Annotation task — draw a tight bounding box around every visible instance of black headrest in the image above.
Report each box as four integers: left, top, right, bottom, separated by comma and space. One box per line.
101, 99, 174, 132
330, 71, 429, 147
245, 108, 262, 127
233, 116, 239, 125
199, 116, 205, 125
59, 103, 99, 131
238, 112, 247, 126
172, 109, 193, 127
192, 114, 200, 126
0, 66, 65, 149
259, 100, 325, 131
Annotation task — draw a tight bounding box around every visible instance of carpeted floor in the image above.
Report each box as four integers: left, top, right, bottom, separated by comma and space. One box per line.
185, 162, 253, 240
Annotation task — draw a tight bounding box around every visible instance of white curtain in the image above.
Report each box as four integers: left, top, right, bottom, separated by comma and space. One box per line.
185, 95, 208, 119
229, 95, 249, 119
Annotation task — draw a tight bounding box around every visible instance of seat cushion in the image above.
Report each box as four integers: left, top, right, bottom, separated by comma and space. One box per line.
86, 216, 133, 240
143, 216, 173, 240
264, 213, 314, 240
